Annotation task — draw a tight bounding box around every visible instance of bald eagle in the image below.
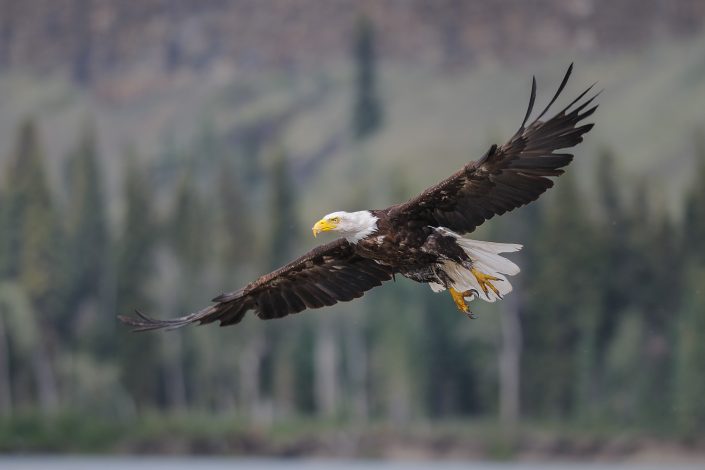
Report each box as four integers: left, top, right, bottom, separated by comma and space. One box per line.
120, 65, 597, 331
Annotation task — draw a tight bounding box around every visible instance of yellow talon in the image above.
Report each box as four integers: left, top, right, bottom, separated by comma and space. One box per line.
449, 287, 478, 319
471, 267, 502, 298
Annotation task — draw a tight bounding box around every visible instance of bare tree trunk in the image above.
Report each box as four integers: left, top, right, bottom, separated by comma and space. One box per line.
345, 317, 369, 421
499, 289, 522, 432
0, 318, 12, 416
31, 335, 59, 413
0, 0, 15, 67
239, 332, 264, 419
162, 332, 187, 410
388, 377, 411, 426
273, 336, 295, 419
72, 0, 93, 84
315, 318, 339, 417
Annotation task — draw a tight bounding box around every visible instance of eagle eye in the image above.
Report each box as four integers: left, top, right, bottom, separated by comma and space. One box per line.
330, 217, 340, 223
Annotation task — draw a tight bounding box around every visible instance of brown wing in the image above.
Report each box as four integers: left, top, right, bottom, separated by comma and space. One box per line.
118, 238, 394, 331
388, 64, 598, 234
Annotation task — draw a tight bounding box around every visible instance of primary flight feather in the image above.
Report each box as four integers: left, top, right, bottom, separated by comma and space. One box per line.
119, 64, 598, 331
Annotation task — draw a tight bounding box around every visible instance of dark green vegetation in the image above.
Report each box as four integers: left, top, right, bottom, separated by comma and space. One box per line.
1, 103, 705, 457
1, 17, 705, 458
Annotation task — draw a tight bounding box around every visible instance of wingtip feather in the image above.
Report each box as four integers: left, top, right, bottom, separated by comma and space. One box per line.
520, 76, 538, 129
534, 63, 574, 122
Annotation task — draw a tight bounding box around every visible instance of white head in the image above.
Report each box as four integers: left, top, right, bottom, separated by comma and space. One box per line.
311, 210, 379, 243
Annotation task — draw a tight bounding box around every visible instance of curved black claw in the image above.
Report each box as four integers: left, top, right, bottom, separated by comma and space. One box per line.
449, 288, 480, 319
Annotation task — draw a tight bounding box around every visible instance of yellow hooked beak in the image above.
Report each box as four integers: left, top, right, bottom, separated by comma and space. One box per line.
312, 218, 338, 237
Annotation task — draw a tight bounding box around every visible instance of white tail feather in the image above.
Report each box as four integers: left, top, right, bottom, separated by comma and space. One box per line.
429, 228, 523, 303
457, 239, 521, 276
455, 238, 523, 254
441, 261, 512, 302
429, 282, 445, 293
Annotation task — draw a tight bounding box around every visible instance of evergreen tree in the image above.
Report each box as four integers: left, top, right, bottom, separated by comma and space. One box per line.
115, 154, 160, 407
201, 157, 256, 413
116, 155, 158, 318
595, 150, 628, 325
0, 118, 61, 410
351, 16, 383, 141
684, 131, 705, 263
522, 173, 601, 418
672, 132, 705, 432
0, 120, 61, 302
496, 201, 542, 429
216, 158, 253, 269
171, 176, 211, 272
626, 185, 681, 426
267, 147, 298, 269
416, 280, 488, 419
591, 149, 630, 410
674, 268, 705, 435
367, 174, 423, 423
166, 172, 215, 409
63, 125, 110, 339
265, 146, 302, 417
642, 215, 682, 329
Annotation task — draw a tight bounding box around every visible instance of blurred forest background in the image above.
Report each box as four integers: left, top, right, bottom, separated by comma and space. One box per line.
1, 0, 705, 459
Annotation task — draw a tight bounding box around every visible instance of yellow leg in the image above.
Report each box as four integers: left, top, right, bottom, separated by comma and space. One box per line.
471, 267, 502, 298
449, 287, 478, 319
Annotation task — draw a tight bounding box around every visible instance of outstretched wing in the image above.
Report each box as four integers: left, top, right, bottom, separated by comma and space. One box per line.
389, 64, 598, 234
119, 239, 394, 331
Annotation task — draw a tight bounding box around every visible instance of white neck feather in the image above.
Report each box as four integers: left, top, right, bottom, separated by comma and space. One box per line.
328, 210, 379, 244
346, 214, 378, 243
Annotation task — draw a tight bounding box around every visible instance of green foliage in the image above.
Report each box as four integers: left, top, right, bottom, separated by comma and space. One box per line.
674, 268, 705, 435
1, 95, 705, 451
267, 147, 298, 269
522, 173, 602, 418
65, 127, 109, 289
215, 158, 253, 267
0, 412, 124, 453
61, 125, 111, 343
684, 131, 705, 263
673, 133, 705, 435
115, 153, 161, 408
418, 287, 484, 418
115, 155, 157, 308
602, 311, 646, 422
171, 176, 211, 271
0, 282, 40, 353
262, 147, 304, 414
351, 16, 383, 141
0, 119, 62, 310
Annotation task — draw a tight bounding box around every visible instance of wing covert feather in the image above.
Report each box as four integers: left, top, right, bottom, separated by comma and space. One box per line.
389, 64, 598, 234
118, 238, 394, 331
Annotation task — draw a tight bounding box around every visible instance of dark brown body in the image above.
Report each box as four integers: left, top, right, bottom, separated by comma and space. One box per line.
355, 209, 469, 286
118, 64, 598, 331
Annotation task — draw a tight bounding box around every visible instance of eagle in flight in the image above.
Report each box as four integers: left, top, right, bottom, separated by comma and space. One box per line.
120, 65, 597, 331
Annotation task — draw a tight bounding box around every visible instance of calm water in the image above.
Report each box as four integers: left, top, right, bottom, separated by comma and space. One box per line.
0, 458, 703, 470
